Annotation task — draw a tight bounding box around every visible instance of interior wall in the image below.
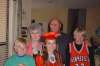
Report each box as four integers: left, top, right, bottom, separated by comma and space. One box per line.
86, 7, 100, 38
22, 0, 32, 27
31, 8, 68, 33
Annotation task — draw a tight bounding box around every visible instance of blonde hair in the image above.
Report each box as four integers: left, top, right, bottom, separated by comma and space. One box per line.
74, 27, 91, 46
74, 27, 87, 38
14, 38, 26, 47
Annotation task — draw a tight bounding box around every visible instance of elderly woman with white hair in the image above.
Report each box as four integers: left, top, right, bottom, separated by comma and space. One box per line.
27, 23, 44, 56
27, 23, 45, 66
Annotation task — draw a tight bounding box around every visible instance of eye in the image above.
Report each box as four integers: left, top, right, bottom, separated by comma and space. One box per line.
51, 23, 55, 25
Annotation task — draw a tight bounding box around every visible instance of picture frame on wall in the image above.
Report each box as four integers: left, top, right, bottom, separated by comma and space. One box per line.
21, 27, 28, 39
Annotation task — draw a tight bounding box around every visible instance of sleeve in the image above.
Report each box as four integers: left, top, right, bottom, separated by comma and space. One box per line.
88, 46, 95, 66
65, 44, 70, 66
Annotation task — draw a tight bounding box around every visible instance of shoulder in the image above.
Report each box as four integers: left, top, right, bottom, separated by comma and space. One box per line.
60, 32, 67, 36
24, 55, 33, 58
4, 55, 16, 65
24, 55, 35, 61
7, 55, 16, 61
23, 55, 36, 65
61, 32, 73, 40
59, 32, 69, 39
67, 42, 74, 49
60, 32, 70, 37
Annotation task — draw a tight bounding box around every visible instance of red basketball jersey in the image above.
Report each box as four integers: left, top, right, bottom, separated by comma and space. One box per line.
69, 41, 90, 66
47, 62, 58, 66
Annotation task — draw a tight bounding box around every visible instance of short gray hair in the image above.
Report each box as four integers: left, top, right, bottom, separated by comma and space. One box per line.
29, 23, 43, 34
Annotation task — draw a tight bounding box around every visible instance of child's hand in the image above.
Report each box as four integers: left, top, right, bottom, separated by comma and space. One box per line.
18, 64, 26, 66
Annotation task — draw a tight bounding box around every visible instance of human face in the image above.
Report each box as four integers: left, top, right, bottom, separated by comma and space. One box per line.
74, 32, 85, 44
46, 40, 57, 53
30, 30, 41, 41
14, 42, 26, 56
50, 20, 61, 32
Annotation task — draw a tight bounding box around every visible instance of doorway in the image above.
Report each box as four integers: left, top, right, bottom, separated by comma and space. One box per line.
67, 9, 86, 35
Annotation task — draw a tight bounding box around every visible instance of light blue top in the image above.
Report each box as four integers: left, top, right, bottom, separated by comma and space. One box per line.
4, 54, 36, 66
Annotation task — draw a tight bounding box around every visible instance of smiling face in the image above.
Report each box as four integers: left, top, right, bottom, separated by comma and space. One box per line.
14, 42, 26, 56
46, 39, 57, 53
49, 19, 61, 32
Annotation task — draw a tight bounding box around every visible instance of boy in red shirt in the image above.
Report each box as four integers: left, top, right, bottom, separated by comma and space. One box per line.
66, 27, 95, 66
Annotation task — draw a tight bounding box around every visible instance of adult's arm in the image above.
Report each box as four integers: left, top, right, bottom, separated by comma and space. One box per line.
65, 44, 70, 66
88, 46, 95, 66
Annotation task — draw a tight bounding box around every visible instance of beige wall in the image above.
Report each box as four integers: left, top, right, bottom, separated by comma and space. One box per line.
31, 8, 68, 33
86, 7, 100, 38
22, 0, 32, 27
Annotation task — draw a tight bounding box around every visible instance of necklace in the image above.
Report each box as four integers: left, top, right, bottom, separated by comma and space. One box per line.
48, 53, 56, 63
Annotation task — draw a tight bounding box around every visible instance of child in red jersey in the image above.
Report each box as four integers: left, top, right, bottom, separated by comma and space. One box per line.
66, 27, 95, 66
43, 32, 63, 66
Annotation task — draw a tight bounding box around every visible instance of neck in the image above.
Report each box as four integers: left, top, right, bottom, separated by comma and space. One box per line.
17, 55, 25, 57
48, 50, 54, 55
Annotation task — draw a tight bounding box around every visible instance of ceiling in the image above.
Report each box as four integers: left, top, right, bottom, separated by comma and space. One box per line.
32, 0, 100, 8
65, 0, 100, 8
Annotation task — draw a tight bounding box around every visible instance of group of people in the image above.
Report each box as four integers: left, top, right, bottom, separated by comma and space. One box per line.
4, 18, 95, 66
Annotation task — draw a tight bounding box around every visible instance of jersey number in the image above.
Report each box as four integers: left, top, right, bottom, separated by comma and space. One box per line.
75, 63, 84, 66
